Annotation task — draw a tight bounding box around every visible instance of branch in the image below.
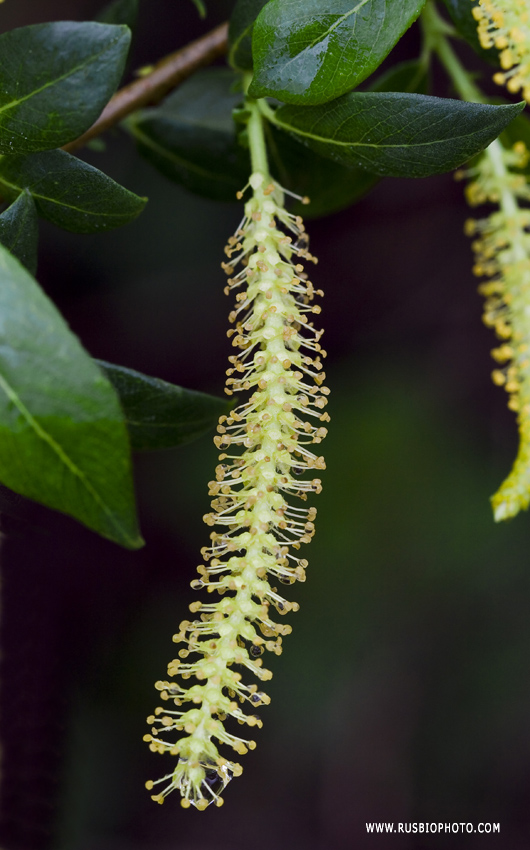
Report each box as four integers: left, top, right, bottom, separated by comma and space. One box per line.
63, 22, 229, 153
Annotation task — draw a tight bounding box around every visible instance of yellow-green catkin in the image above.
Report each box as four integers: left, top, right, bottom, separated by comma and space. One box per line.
473, 0, 530, 101
458, 140, 530, 519
143, 171, 328, 808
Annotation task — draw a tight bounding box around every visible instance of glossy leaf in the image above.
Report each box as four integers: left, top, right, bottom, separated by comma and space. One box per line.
228, 0, 271, 71
0, 192, 39, 275
130, 62, 429, 215
0, 22, 131, 154
267, 62, 429, 217
271, 94, 524, 178
98, 361, 231, 451
0, 149, 147, 233
271, 59, 430, 218
249, 0, 427, 105
0, 242, 142, 548
95, 0, 140, 29
128, 69, 249, 202
442, 0, 498, 65
131, 67, 373, 214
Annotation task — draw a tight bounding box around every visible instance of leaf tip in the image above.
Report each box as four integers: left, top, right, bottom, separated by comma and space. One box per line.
126, 531, 146, 550
113, 519, 145, 550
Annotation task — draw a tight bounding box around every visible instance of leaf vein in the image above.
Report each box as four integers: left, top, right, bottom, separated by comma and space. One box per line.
0, 39, 119, 118
0, 369, 132, 542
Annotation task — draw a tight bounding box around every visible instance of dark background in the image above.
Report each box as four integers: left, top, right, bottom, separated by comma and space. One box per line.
1, 2, 530, 848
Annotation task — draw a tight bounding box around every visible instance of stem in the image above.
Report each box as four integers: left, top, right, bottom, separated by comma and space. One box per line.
421, 1, 484, 103
64, 22, 228, 153
435, 37, 485, 103
246, 99, 269, 176
257, 98, 278, 126
242, 73, 269, 177
487, 138, 528, 262
0, 24, 228, 203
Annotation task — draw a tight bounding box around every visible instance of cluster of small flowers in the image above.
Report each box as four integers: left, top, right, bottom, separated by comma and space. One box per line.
144, 172, 328, 809
473, 0, 530, 100
457, 142, 530, 519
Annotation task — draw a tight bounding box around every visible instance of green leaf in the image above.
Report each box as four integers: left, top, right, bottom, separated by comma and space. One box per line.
249, 0, 427, 105
270, 94, 524, 178
267, 126, 377, 218
128, 69, 249, 202
0, 22, 131, 154
130, 66, 374, 213
129, 60, 430, 214
367, 58, 430, 95
95, 0, 139, 29
0, 149, 147, 233
228, 0, 271, 71
97, 361, 231, 451
0, 242, 142, 548
442, 0, 499, 65
267, 59, 431, 218
0, 192, 39, 275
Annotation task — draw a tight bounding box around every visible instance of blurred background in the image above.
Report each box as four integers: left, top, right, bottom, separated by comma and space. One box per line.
1, 1, 530, 848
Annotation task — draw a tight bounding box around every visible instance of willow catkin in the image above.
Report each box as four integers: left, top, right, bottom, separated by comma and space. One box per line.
459, 141, 530, 519
144, 171, 328, 808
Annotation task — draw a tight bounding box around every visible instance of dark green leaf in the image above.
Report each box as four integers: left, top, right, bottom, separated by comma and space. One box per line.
131, 67, 374, 213
442, 0, 499, 65
267, 126, 377, 217
0, 192, 39, 275
270, 94, 524, 178
0, 242, 142, 548
0, 22, 131, 154
0, 149, 147, 233
128, 69, 248, 202
267, 59, 431, 218
367, 58, 430, 95
96, 0, 139, 29
249, 0, 427, 105
97, 361, 231, 451
228, 0, 271, 71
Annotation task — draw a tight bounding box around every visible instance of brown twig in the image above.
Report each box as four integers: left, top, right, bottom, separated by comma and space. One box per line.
63, 22, 229, 154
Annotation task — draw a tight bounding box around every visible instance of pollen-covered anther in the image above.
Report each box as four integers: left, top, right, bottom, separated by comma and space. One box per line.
473, 1, 530, 100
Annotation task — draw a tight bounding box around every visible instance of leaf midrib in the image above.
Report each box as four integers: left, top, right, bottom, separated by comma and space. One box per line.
132, 122, 237, 183
305, 0, 371, 50
274, 107, 499, 150
0, 174, 137, 219
0, 37, 119, 119
0, 369, 137, 545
